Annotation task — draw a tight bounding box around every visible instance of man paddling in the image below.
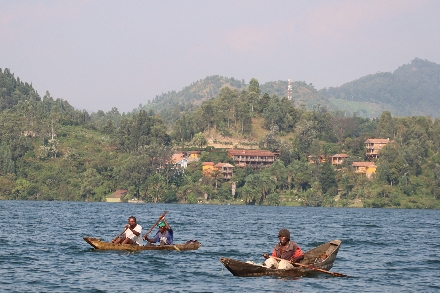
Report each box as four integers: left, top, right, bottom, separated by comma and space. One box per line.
262, 228, 304, 269
144, 218, 173, 245
112, 216, 143, 246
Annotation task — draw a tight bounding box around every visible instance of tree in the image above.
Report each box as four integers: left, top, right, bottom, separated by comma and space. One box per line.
192, 132, 207, 148
319, 162, 338, 195
80, 168, 104, 201
119, 155, 151, 198
295, 114, 317, 154
266, 193, 280, 206
0, 143, 15, 175
248, 78, 261, 112
376, 111, 394, 138
103, 119, 115, 134
147, 173, 166, 203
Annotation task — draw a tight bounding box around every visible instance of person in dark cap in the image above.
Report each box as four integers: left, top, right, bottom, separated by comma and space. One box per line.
262, 228, 304, 269
143, 218, 173, 245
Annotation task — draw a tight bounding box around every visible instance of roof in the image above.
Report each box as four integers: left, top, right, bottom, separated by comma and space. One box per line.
365, 138, 390, 143
202, 162, 214, 166
214, 162, 235, 168
352, 162, 376, 167
227, 149, 275, 157
330, 154, 349, 158
222, 163, 234, 168
107, 190, 128, 198
176, 158, 188, 164
171, 152, 185, 163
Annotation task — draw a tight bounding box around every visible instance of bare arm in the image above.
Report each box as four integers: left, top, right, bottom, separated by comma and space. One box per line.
125, 224, 140, 236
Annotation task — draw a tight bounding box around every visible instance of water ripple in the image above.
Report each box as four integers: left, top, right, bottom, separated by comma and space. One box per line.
0, 201, 439, 292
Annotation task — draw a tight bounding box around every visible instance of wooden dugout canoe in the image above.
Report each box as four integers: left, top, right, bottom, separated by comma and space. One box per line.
220, 239, 342, 277
83, 237, 201, 251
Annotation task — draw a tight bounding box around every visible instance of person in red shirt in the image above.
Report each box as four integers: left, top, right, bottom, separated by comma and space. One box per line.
263, 228, 304, 269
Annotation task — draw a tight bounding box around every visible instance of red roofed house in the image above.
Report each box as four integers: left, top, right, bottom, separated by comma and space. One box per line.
227, 149, 276, 168
352, 162, 377, 179
330, 154, 349, 165
106, 190, 128, 203
214, 163, 235, 180
170, 152, 188, 169
171, 152, 185, 163
365, 138, 390, 159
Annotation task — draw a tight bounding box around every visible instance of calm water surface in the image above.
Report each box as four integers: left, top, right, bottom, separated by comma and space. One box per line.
1, 201, 439, 292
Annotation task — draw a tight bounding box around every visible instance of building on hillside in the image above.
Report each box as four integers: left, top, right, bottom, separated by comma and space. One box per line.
187, 151, 201, 161
227, 149, 276, 168
365, 138, 390, 159
106, 190, 128, 203
352, 162, 377, 179
214, 163, 235, 180
307, 155, 326, 164
202, 162, 215, 176
330, 154, 349, 165
169, 152, 188, 171
171, 152, 185, 164
175, 158, 188, 169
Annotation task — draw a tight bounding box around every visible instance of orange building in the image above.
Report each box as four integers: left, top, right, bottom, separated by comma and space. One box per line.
352, 162, 377, 179
187, 151, 201, 161
202, 162, 214, 176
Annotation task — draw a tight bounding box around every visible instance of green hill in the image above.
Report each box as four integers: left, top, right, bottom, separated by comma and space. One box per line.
320, 58, 440, 117
142, 76, 333, 122
2, 66, 440, 209
143, 58, 440, 119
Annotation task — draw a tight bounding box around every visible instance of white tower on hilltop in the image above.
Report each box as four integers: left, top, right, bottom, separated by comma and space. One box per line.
287, 79, 292, 100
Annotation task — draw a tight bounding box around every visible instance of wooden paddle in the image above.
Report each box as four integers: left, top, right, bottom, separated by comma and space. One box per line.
270, 256, 348, 277
112, 227, 128, 242
143, 211, 168, 240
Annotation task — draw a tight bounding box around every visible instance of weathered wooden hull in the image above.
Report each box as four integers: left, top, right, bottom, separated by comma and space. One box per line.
220, 239, 341, 277
83, 237, 201, 251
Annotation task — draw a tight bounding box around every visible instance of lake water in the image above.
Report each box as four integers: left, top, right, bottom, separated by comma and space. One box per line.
1, 201, 439, 292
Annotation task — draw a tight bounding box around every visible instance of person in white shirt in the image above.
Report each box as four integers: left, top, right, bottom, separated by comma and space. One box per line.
112, 216, 143, 245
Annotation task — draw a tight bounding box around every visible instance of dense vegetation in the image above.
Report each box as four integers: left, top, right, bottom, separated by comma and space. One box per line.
144, 58, 440, 119
1, 68, 440, 209
320, 58, 440, 118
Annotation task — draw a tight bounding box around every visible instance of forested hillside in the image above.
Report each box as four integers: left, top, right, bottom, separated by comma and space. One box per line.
320, 58, 440, 117
142, 77, 333, 128
1, 68, 440, 209
142, 58, 440, 120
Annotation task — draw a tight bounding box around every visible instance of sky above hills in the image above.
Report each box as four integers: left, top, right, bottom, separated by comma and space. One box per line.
1, 0, 439, 113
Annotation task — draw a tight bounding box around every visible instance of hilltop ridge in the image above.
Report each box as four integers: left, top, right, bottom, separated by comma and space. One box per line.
142, 58, 440, 118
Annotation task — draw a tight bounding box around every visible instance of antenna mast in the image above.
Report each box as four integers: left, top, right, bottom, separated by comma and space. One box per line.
287, 78, 292, 100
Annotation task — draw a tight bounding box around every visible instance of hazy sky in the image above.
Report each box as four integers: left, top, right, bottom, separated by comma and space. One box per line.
1, 0, 439, 113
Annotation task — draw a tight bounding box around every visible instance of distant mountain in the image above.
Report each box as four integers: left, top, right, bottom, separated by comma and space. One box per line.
143, 58, 440, 118
320, 58, 440, 117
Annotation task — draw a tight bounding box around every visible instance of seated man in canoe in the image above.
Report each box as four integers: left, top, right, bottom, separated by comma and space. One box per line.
111, 216, 143, 246
262, 228, 304, 269
144, 218, 173, 245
